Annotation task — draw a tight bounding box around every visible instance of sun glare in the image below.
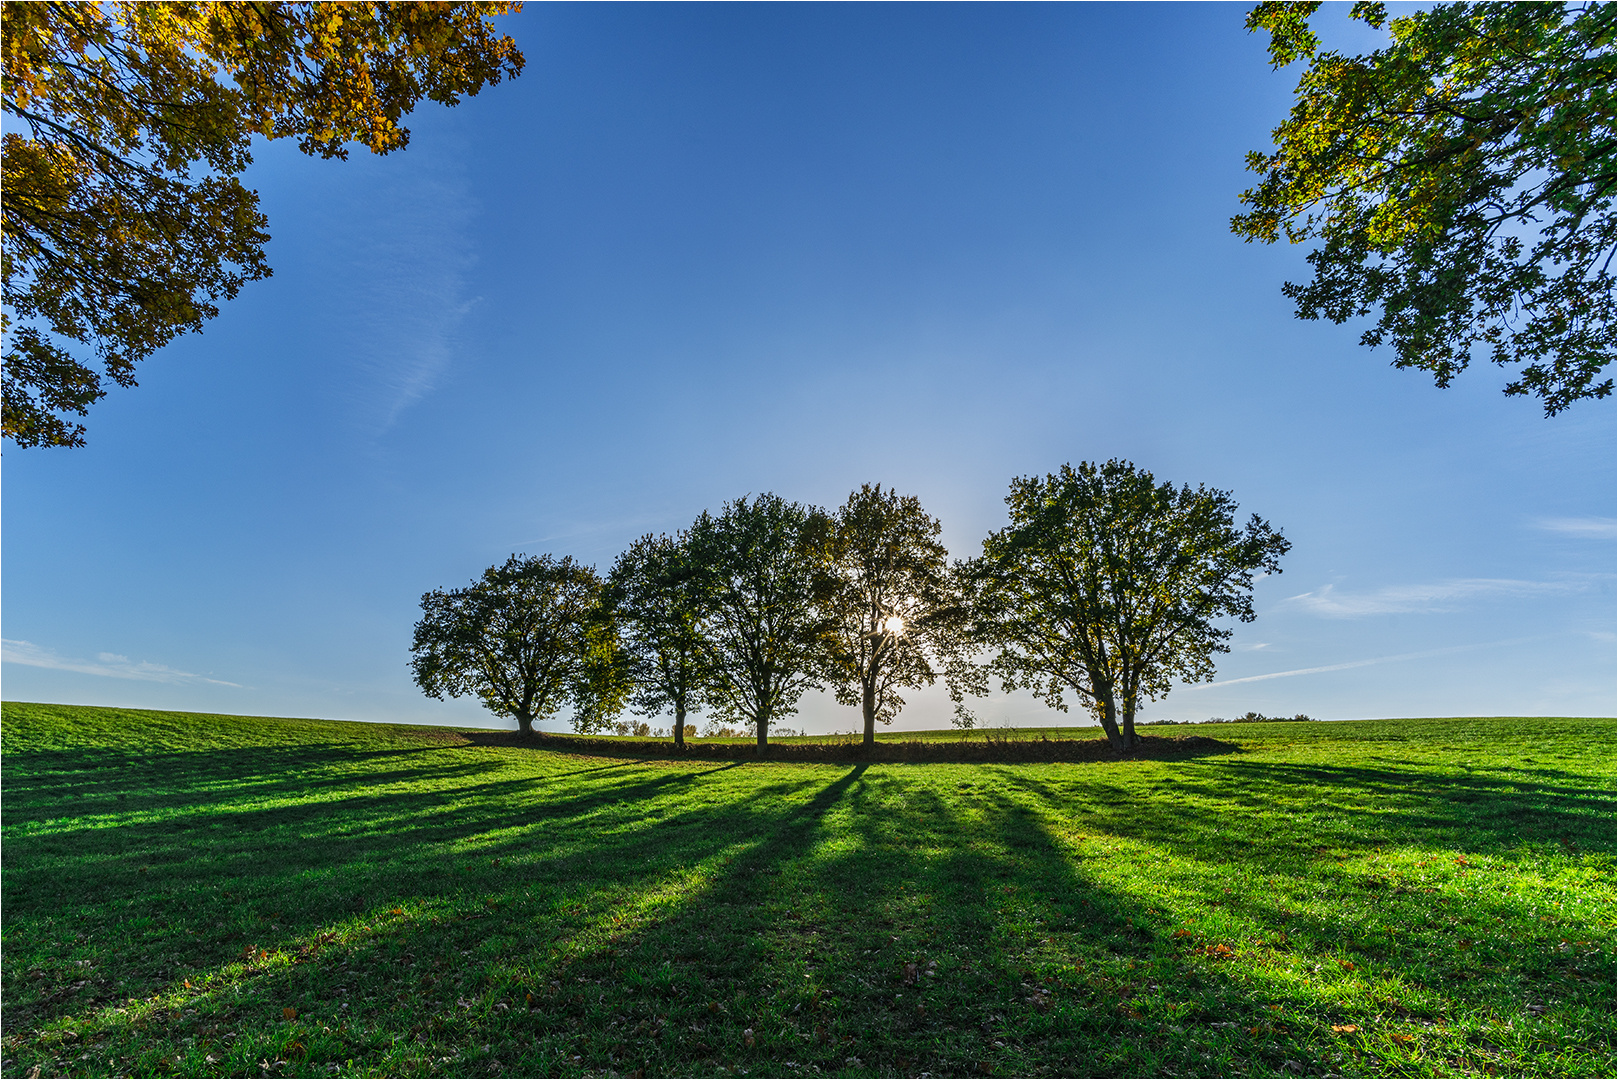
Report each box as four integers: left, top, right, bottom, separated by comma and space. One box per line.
882, 615, 905, 635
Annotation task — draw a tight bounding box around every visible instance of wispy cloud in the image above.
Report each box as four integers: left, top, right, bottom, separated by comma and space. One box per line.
323, 156, 477, 438
1, 639, 241, 687
1283, 578, 1581, 618
1189, 637, 1536, 688
1535, 517, 1617, 539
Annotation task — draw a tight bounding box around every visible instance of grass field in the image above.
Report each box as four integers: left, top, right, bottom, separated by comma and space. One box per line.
2, 702, 1612, 1079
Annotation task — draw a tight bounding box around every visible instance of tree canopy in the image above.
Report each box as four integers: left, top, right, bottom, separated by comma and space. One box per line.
2, 1, 524, 448
686, 494, 835, 749
1232, 1, 1615, 415
410, 553, 624, 735
973, 461, 1289, 751
822, 484, 970, 746
606, 531, 711, 750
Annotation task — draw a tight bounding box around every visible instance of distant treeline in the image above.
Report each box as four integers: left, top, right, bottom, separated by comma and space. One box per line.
1141, 712, 1317, 726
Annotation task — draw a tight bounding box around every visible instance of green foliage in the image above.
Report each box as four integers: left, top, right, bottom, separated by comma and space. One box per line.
973, 461, 1289, 752
1233, 1, 1616, 414
822, 485, 971, 745
410, 553, 626, 734
1, 1, 524, 448
2, 702, 1612, 1078
686, 493, 836, 747
607, 531, 712, 749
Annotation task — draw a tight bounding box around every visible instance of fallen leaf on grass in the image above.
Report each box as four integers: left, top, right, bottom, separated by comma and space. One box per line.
1331, 1024, 1359, 1034
1390, 1033, 1416, 1044
282, 1007, 296, 1021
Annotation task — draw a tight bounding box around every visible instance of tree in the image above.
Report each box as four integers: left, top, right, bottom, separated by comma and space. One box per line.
607, 530, 711, 750
972, 461, 1289, 752
1232, 2, 1615, 415
822, 484, 971, 747
410, 553, 625, 735
2, 1, 525, 448
686, 493, 834, 750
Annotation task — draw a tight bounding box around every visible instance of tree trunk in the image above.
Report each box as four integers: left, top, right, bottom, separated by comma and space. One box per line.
516, 710, 534, 735
862, 678, 877, 747
1121, 700, 1138, 749
1095, 694, 1128, 752
674, 705, 686, 749
756, 714, 768, 752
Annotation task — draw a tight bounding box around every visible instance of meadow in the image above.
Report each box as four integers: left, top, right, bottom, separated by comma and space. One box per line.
1, 702, 1612, 1079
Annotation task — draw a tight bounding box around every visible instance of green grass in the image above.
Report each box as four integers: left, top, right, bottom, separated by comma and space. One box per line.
2, 702, 1612, 1079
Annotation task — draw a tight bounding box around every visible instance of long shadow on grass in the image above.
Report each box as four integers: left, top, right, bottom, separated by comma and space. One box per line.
983, 760, 1615, 1056
1, 760, 812, 921
0, 755, 849, 1039
6, 739, 1612, 1079
512, 764, 1293, 1079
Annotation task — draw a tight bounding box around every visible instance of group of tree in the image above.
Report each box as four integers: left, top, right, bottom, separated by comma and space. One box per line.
410, 465, 1290, 753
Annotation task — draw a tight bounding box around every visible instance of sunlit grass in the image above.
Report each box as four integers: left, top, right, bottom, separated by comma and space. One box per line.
2, 702, 1612, 1078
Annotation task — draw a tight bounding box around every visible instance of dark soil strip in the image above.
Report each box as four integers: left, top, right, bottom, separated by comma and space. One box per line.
460, 729, 1239, 764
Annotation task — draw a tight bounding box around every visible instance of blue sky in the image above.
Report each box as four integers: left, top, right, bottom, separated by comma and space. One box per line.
5, 3, 1613, 732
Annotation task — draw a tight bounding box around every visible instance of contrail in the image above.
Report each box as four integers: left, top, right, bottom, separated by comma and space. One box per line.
1188, 637, 1537, 689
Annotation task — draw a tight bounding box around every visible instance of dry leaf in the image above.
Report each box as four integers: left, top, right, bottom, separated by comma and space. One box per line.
1331, 1024, 1359, 1034
1391, 1033, 1415, 1044
283, 1007, 297, 1021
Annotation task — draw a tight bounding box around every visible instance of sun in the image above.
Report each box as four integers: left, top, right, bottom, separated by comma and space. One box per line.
882, 615, 905, 635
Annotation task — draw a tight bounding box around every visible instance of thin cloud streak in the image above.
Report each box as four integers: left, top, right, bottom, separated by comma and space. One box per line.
323, 159, 477, 439
1536, 517, 1617, 539
1189, 637, 1536, 688
1, 639, 241, 687
1284, 577, 1583, 617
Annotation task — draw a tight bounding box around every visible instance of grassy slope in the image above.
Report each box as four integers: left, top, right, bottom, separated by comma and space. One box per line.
1, 702, 1612, 1079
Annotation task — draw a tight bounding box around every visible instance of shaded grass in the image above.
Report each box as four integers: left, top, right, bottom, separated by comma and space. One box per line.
1, 702, 1612, 1078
